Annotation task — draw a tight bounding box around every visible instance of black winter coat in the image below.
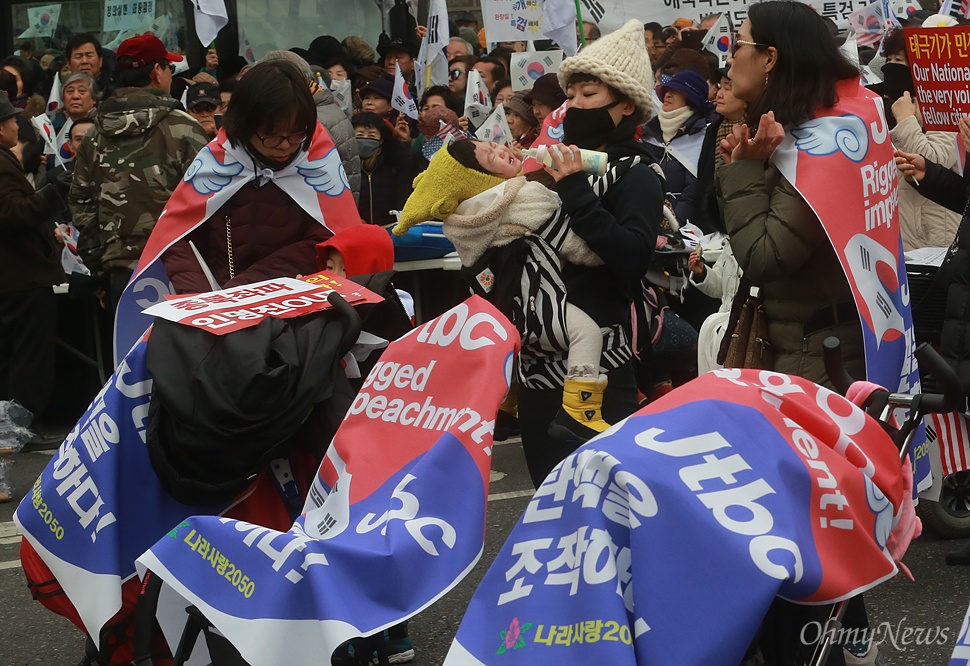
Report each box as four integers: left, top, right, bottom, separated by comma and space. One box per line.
0, 145, 65, 293
911, 158, 970, 397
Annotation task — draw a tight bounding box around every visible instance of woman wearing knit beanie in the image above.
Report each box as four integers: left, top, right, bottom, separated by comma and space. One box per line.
517, 19, 666, 487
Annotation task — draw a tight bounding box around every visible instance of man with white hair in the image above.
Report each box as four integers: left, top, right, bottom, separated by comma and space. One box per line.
446, 37, 474, 60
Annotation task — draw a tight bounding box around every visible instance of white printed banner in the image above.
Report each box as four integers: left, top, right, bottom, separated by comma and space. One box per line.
102, 0, 155, 35
572, 0, 871, 34
483, 0, 544, 43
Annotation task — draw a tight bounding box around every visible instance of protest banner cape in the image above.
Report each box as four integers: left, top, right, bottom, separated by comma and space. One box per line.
14, 338, 234, 639
446, 368, 905, 665
770, 77, 927, 491
135, 297, 520, 666
113, 123, 360, 366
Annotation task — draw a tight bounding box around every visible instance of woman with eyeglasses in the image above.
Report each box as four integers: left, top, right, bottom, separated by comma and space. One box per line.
160, 60, 360, 294
716, 0, 867, 388
721, 6, 898, 663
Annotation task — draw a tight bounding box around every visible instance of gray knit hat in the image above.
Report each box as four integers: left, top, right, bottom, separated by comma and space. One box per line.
558, 19, 654, 122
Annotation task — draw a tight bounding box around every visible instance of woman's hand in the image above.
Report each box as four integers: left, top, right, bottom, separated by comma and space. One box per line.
542, 143, 585, 182
891, 92, 918, 123
393, 114, 411, 142
688, 249, 707, 277
894, 149, 926, 183
54, 224, 68, 244
457, 116, 470, 132
509, 141, 525, 161
719, 131, 739, 165
415, 25, 427, 40
727, 112, 785, 163
960, 115, 970, 154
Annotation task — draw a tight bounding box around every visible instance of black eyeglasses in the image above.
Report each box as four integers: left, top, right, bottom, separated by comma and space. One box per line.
449, 68, 465, 80
255, 132, 307, 148
731, 38, 769, 56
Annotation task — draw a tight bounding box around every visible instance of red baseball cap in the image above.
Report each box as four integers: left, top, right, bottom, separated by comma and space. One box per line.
117, 33, 183, 69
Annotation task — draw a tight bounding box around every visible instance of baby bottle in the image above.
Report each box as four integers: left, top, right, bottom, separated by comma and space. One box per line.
522, 145, 609, 177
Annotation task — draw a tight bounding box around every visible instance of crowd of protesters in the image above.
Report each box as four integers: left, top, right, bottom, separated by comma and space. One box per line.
1, 0, 964, 494
3, 2, 970, 663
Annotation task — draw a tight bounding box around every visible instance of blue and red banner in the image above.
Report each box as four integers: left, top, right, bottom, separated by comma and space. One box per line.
135, 297, 519, 665
771, 77, 928, 491
446, 369, 905, 665
113, 123, 361, 365
15, 337, 232, 638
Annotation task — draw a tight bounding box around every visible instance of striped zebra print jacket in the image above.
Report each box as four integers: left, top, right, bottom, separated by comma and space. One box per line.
443, 158, 645, 389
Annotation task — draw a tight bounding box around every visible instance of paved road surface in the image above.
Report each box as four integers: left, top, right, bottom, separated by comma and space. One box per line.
2, 441, 970, 665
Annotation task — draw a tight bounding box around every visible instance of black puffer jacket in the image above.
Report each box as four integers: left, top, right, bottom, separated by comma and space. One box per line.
910, 158, 970, 396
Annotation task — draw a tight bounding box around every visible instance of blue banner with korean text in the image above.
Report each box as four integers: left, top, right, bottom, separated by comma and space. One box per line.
446, 369, 908, 665
136, 297, 520, 666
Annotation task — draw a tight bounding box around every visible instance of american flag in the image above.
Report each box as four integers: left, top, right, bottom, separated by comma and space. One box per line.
928, 412, 970, 476
435, 120, 471, 142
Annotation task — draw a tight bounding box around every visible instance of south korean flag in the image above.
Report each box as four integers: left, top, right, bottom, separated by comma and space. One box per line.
701, 14, 733, 68
474, 104, 513, 146
464, 69, 494, 130
392, 63, 419, 120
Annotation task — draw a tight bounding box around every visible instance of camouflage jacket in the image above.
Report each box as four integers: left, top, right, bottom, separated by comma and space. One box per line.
70, 87, 208, 273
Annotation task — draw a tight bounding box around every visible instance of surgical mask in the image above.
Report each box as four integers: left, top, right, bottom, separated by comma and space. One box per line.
357, 137, 381, 158
562, 100, 621, 150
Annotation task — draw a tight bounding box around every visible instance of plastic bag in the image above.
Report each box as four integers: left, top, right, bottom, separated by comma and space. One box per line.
0, 400, 34, 454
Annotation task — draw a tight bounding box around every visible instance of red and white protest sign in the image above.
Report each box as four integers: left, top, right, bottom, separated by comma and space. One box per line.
142, 272, 383, 335
905, 26, 970, 131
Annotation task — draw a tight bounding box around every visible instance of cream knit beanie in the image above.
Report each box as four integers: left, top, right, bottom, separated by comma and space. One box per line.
558, 19, 654, 123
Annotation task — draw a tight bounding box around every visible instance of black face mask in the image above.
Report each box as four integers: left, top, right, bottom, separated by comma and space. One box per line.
881, 63, 916, 102
562, 100, 621, 150
357, 137, 381, 158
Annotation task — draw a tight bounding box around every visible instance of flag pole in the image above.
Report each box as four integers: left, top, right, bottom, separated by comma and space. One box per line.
575, 0, 586, 48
